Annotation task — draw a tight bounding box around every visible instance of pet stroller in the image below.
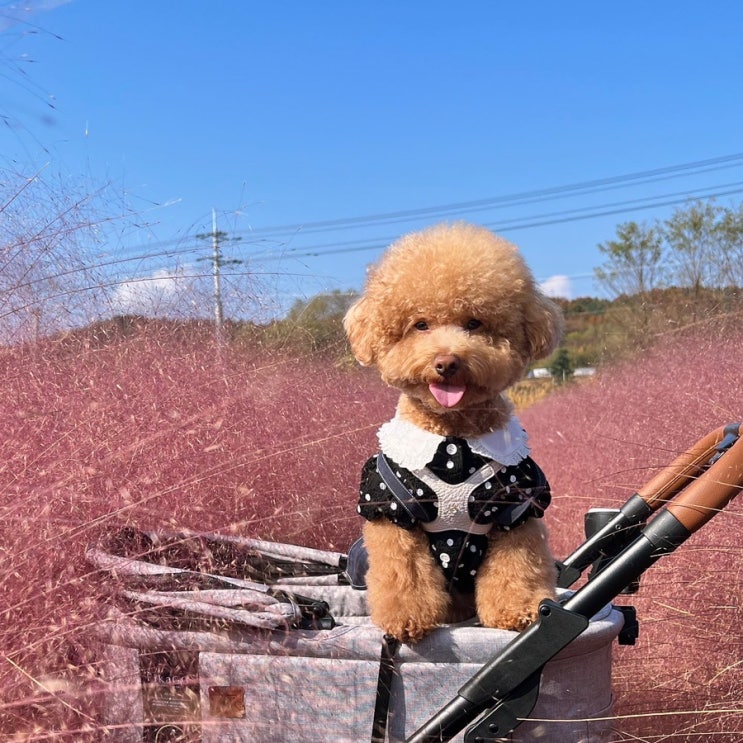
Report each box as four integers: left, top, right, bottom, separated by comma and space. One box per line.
89, 422, 743, 742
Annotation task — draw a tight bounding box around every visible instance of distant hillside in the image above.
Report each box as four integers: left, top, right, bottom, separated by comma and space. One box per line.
234, 286, 742, 374
46, 285, 741, 381
543, 286, 741, 370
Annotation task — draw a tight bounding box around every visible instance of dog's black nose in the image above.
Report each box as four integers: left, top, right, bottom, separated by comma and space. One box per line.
434, 354, 461, 378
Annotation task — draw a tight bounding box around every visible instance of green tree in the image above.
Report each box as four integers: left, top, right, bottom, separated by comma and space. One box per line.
663, 200, 722, 297
711, 202, 743, 288
271, 289, 358, 352
594, 221, 665, 336
549, 348, 574, 384
594, 221, 666, 298
285, 289, 357, 324
661, 199, 743, 323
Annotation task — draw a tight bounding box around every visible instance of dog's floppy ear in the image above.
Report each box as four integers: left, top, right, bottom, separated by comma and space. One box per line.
343, 296, 377, 366
523, 291, 564, 360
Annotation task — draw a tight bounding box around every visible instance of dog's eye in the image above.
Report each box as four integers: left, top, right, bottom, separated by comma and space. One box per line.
465, 319, 483, 331
413, 320, 429, 331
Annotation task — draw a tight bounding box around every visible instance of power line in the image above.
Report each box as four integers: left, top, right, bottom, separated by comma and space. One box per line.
487, 184, 743, 233
249, 181, 743, 263
9, 177, 743, 298
97, 169, 743, 272
6, 154, 743, 295
93, 151, 743, 262
231, 152, 743, 237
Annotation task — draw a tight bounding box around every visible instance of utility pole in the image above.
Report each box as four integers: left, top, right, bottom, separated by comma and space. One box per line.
211, 208, 223, 329
196, 209, 242, 341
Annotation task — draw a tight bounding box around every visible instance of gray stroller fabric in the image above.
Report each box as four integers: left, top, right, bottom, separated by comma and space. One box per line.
88, 529, 623, 742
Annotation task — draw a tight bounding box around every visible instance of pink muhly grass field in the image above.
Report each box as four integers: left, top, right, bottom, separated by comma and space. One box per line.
0, 321, 395, 738
1, 318, 741, 740
522, 325, 743, 741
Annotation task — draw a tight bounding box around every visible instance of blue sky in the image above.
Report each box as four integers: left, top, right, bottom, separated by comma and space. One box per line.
3, 1, 743, 318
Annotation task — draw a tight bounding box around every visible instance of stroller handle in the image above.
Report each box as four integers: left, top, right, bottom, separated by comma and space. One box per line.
637, 423, 742, 513
661, 422, 743, 532
557, 422, 742, 587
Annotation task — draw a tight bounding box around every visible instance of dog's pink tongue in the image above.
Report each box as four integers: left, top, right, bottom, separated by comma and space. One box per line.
429, 383, 466, 408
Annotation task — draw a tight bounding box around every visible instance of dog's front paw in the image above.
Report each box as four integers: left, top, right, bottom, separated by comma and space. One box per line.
377, 611, 440, 643
477, 599, 544, 632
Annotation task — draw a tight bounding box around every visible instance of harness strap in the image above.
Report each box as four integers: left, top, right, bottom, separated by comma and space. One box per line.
376, 453, 429, 523
414, 463, 496, 535
495, 493, 545, 528
371, 633, 400, 743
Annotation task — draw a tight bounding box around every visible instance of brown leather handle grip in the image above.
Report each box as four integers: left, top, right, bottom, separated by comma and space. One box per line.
665, 425, 743, 533
636, 425, 737, 510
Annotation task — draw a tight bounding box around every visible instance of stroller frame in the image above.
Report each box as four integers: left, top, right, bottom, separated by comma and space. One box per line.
408, 422, 743, 742
89, 423, 743, 742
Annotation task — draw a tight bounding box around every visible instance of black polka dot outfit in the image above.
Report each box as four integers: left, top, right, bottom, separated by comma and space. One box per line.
357, 437, 551, 593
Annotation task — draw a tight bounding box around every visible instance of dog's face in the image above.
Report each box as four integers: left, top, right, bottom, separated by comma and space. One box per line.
344, 223, 562, 415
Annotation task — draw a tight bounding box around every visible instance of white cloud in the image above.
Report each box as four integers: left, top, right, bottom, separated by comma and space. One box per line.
539, 274, 572, 299
111, 267, 196, 317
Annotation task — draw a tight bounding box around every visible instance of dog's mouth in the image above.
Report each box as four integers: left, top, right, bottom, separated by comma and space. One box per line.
428, 382, 467, 408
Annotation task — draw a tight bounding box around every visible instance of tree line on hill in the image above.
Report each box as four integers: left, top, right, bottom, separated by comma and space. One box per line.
4, 195, 741, 369
237, 199, 742, 374
592, 198, 743, 346
228, 281, 740, 378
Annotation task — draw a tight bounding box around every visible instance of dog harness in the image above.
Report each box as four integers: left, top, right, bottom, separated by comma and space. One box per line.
356, 416, 551, 593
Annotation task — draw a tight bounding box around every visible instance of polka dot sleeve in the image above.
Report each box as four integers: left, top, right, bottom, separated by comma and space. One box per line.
467, 457, 551, 530
356, 456, 436, 529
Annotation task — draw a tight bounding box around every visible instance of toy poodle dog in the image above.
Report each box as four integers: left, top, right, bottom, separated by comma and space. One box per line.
344, 222, 562, 642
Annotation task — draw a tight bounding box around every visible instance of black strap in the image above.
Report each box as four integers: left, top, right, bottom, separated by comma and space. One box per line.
375, 453, 429, 523
266, 588, 336, 630
371, 633, 400, 743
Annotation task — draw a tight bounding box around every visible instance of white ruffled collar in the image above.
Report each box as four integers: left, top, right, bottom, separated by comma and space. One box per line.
377, 414, 531, 470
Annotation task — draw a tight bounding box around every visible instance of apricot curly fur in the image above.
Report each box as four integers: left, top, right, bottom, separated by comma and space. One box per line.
362, 521, 451, 642
475, 520, 557, 631
345, 222, 562, 641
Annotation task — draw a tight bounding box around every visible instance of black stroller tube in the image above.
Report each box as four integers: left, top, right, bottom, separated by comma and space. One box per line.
559, 423, 742, 588
406, 425, 743, 743
406, 510, 692, 743
563, 509, 690, 618
557, 493, 652, 587
405, 694, 481, 743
